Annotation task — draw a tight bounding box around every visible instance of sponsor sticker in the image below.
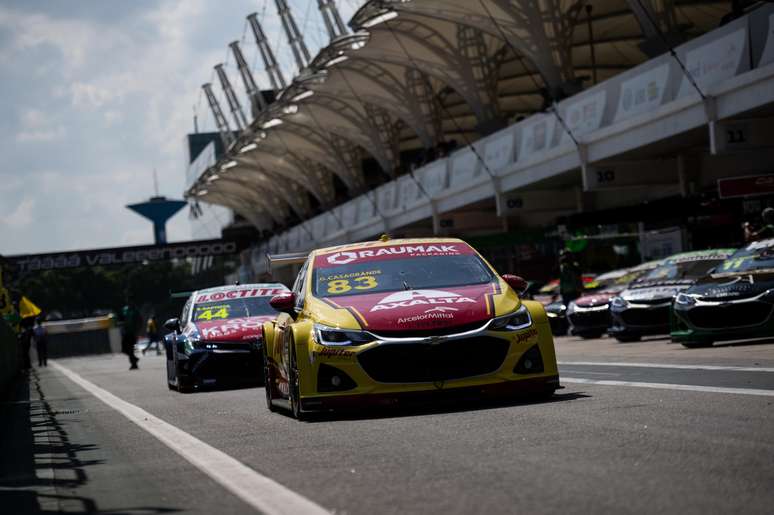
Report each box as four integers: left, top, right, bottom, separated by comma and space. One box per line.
316, 243, 471, 268
195, 288, 286, 303
369, 289, 476, 313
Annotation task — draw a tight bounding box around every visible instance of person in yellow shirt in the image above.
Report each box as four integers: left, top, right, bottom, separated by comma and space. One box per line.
142, 314, 161, 356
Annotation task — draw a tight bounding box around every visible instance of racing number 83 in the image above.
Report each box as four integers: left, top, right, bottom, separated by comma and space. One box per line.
327, 276, 378, 294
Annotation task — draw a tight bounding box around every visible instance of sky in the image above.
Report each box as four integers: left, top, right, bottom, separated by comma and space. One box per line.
0, 0, 364, 255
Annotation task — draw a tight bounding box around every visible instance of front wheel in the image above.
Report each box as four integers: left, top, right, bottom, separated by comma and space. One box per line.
579, 332, 604, 340
263, 345, 277, 412
288, 342, 307, 421
614, 334, 641, 343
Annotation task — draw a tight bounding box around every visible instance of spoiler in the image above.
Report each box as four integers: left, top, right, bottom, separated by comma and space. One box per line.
169, 290, 194, 299
266, 252, 309, 273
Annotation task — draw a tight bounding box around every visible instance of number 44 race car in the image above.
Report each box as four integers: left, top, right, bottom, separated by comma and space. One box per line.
261, 237, 560, 419
163, 283, 289, 392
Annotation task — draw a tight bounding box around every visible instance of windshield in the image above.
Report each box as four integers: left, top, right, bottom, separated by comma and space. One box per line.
313, 254, 494, 298
640, 259, 724, 282
716, 240, 774, 274
192, 297, 277, 322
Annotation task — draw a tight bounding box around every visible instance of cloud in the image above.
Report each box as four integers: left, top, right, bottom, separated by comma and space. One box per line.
15, 109, 65, 142
0, 0, 365, 255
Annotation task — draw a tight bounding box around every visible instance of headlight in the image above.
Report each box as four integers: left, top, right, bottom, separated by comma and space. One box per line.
313, 324, 373, 346
610, 296, 629, 309
675, 293, 697, 306
490, 305, 532, 331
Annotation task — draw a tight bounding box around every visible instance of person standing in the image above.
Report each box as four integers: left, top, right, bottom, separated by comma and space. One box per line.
33, 318, 48, 367
120, 295, 142, 370
18, 324, 32, 371
142, 315, 161, 356
559, 249, 584, 306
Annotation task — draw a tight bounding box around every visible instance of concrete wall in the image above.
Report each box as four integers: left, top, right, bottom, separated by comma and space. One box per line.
0, 319, 19, 395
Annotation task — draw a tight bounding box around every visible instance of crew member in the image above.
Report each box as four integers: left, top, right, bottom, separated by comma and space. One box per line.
559, 249, 584, 306
33, 318, 48, 367
142, 315, 161, 356
120, 294, 142, 370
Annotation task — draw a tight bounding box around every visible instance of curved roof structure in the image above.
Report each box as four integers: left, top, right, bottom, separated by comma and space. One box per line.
187, 0, 735, 232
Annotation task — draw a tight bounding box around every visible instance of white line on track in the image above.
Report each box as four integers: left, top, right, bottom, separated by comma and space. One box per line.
50, 361, 329, 515
562, 377, 774, 396
558, 361, 774, 372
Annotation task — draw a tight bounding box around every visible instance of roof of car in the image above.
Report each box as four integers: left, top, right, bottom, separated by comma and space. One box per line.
312, 237, 467, 256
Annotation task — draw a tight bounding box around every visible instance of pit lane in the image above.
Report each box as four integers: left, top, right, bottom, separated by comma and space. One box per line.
2, 336, 773, 514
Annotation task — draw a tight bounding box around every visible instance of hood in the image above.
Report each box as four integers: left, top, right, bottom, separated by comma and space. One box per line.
686, 273, 774, 301
190, 316, 275, 342
318, 283, 504, 333
575, 291, 618, 307
621, 284, 689, 302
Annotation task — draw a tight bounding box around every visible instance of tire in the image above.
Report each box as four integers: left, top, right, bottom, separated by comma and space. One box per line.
579, 332, 604, 340
681, 340, 713, 349
614, 334, 641, 343
262, 344, 277, 413
288, 341, 306, 421
177, 377, 194, 394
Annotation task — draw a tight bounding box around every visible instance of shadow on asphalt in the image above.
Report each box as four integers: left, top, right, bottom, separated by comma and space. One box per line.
299, 391, 591, 423
0, 370, 180, 515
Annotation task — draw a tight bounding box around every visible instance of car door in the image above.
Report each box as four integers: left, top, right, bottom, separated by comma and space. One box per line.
169, 298, 191, 384
276, 259, 309, 396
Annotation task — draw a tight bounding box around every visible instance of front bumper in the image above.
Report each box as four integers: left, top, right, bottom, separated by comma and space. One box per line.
568, 305, 610, 335
609, 301, 672, 337
178, 346, 262, 386
295, 320, 559, 411
672, 299, 774, 343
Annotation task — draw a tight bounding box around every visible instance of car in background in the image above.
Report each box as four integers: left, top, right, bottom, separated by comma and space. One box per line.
164, 283, 289, 392
534, 275, 596, 337
608, 249, 735, 342
672, 239, 774, 347
261, 237, 560, 419
567, 260, 663, 339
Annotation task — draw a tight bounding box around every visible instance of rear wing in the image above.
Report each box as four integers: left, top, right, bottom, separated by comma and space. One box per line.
266, 252, 309, 273
169, 290, 194, 300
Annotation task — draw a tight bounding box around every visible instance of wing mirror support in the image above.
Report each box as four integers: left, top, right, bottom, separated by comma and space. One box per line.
164, 318, 181, 334
502, 274, 529, 296
270, 292, 298, 316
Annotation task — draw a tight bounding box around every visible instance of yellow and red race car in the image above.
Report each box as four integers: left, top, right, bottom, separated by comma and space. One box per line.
262, 237, 560, 419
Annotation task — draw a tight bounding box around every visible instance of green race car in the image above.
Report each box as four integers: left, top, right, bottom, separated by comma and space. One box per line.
672, 239, 774, 348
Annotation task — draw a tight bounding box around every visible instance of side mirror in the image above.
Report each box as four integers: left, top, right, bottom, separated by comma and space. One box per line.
164, 318, 181, 333
502, 274, 529, 296
270, 292, 297, 314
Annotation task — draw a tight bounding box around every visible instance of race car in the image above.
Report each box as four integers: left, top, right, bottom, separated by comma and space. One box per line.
261, 237, 560, 419
534, 275, 597, 336
672, 239, 774, 348
608, 249, 734, 342
567, 260, 662, 339
163, 283, 289, 392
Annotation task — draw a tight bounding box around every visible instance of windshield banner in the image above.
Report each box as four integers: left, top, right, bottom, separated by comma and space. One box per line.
315, 242, 474, 268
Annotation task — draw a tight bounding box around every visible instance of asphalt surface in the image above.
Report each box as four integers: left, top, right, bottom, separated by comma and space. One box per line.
2, 335, 774, 515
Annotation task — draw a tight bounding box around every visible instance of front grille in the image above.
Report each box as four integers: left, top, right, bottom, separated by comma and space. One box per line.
370, 320, 489, 338
685, 302, 773, 329
619, 306, 670, 327
206, 341, 254, 351
569, 309, 610, 328
357, 336, 509, 383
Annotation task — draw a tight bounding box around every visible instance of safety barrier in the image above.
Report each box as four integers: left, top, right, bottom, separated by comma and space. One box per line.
0, 318, 19, 395
44, 316, 121, 358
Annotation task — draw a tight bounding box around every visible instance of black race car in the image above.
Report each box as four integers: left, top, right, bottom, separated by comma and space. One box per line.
164, 283, 288, 392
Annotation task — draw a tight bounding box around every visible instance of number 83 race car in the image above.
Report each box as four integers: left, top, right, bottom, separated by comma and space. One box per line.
262, 237, 560, 419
